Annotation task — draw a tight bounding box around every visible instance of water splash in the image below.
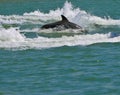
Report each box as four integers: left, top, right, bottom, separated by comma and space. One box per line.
0, 1, 120, 50
0, 1, 120, 28
0, 28, 25, 42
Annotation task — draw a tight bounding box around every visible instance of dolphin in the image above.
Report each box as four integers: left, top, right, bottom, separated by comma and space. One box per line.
41, 15, 83, 30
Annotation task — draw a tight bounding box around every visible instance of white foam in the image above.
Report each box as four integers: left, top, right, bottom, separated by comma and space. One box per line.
23, 1, 120, 27
0, 28, 25, 42
0, 28, 120, 50
0, 1, 120, 50
0, 1, 120, 28
23, 33, 120, 49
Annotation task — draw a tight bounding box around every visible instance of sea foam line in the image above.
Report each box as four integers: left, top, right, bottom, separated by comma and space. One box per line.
0, 28, 120, 50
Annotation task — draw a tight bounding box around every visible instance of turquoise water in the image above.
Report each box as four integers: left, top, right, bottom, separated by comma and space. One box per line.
0, 0, 120, 95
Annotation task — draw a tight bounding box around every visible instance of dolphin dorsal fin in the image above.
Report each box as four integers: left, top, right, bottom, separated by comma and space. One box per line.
61, 15, 69, 22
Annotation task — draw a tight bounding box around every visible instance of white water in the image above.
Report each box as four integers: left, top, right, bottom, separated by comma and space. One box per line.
0, 28, 120, 50
0, 1, 120, 50
0, 1, 120, 27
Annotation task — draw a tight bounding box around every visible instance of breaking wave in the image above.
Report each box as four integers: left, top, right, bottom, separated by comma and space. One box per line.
0, 28, 120, 50
0, 1, 120, 50
0, 1, 120, 28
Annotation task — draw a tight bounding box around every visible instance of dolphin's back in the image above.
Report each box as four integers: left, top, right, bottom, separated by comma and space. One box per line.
67, 22, 82, 29
41, 21, 61, 29
41, 15, 82, 29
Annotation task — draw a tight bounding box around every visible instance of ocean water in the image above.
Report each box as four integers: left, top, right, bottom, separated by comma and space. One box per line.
0, 0, 120, 95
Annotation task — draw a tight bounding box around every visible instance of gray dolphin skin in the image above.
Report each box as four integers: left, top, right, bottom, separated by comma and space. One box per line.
41, 15, 82, 30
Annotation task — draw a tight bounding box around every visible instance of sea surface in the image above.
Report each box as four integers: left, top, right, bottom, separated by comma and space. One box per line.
0, 0, 120, 95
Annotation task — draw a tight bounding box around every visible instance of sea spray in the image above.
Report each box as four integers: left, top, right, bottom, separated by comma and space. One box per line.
0, 28, 25, 42
0, 1, 120, 28
0, 1, 120, 50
